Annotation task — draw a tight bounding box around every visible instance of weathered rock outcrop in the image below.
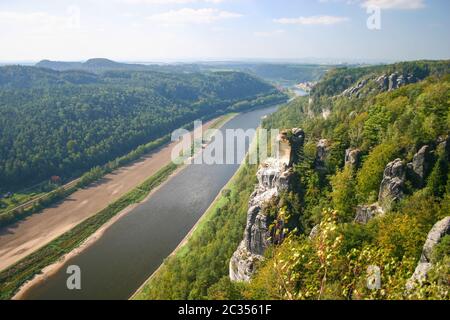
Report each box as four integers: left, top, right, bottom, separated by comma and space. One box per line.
309, 224, 320, 239
315, 139, 330, 171
407, 145, 432, 187
230, 129, 303, 282
377, 72, 417, 92
316, 139, 329, 162
406, 216, 450, 291
378, 159, 406, 212
355, 145, 436, 223
341, 78, 368, 98
341, 72, 418, 98
354, 204, 383, 224
345, 148, 361, 169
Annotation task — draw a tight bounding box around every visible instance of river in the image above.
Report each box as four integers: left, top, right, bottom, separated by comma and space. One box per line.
22, 104, 279, 300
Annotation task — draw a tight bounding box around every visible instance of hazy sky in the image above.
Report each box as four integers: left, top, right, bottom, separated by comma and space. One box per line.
0, 0, 449, 62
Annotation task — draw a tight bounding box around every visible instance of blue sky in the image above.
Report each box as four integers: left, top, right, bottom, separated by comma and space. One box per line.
0, 0, 449, 62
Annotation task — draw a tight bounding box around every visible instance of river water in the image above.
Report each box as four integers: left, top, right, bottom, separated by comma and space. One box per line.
22, 104, 279, 300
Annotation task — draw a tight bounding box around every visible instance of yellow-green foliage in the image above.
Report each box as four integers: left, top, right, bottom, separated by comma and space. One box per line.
330, 166, 357, 222
249, 65, 450, 300
242, 208, 448, 300
356, 143, 398, 203
134, 62, 450, 301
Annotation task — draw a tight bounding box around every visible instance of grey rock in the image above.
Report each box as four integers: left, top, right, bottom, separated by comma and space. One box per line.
309, 225, 320, 239
376, 74, 389, 91
345, 148, 361, 168
388, 73, 398, 91
420, 216, 450, 263
292, 128, 305, 139
316, 139, 330, 163
230, 128, 301, 282
354, 204, 384, 224
277, 128, 305, 167
406, 216, 450, 291
315, 139, 330, 172
229, 242, 263, 282
246, 206, 270, 256
412, 145, 432, 187
342, 72, 419, 98
406, 262, 433, 291
378, 159, 406, 212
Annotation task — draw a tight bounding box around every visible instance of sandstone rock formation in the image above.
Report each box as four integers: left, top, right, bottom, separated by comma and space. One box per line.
230, 129, 303, 282
345, 148, 361, 169
316, 139, 329, 163
378, 159, 406, 212
420, 216, 450, 264
409, 145, 432, 187
309, 224, 320, 239
354, 204, 383, 224
406, 216, 450, 291
315, 139, 330, 171
377, 72, 417, 92
341, 72, 418, 98
341, 78, 368, 98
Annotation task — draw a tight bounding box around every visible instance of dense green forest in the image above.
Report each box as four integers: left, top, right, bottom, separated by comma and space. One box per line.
136, 60, 450, 300
240, 61, 450, 300
0, 65, 283, 191
36, 59, 330, 86
206, 63, 330, 85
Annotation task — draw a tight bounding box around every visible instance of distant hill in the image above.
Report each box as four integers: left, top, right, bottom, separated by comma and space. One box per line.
0, 65, 285, 190
0, 65, 100, 88
35, 58, 152, 73
35, 59, 330, 84
311, 60, 450, 98
205, 63, 330, 85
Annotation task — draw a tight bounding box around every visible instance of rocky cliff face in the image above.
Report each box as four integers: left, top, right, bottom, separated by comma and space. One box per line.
378, 158, 406, 212
354, 204, 384, 224
345, 148, 361, 169
407, 145, 432, 188
355, 142, 441, 224
229, 129, 304, 282
406, 216, 450, 291
341, 72, 419, 98
314, 139, 330, 172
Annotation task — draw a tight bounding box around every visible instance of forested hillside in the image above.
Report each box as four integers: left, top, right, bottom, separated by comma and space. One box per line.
0, 65, 283, 190
35, 59, 330, 86
137, 60, 450, 300
205, 63, 330, 85
238, 60, 450, 299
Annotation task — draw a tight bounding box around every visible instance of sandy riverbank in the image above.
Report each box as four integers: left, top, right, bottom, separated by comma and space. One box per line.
0, 118, 220, 272
10, 113, 237, 300
12, 165, 186, 300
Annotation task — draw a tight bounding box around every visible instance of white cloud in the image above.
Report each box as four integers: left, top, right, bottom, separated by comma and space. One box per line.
361, 0, 425, 9
118, 0, 224, 4
0, 10, 79, 34
254, 29, 285, 37
147, 8, 242, 26
318, 0, 425, 10
274, 15, 349, 25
